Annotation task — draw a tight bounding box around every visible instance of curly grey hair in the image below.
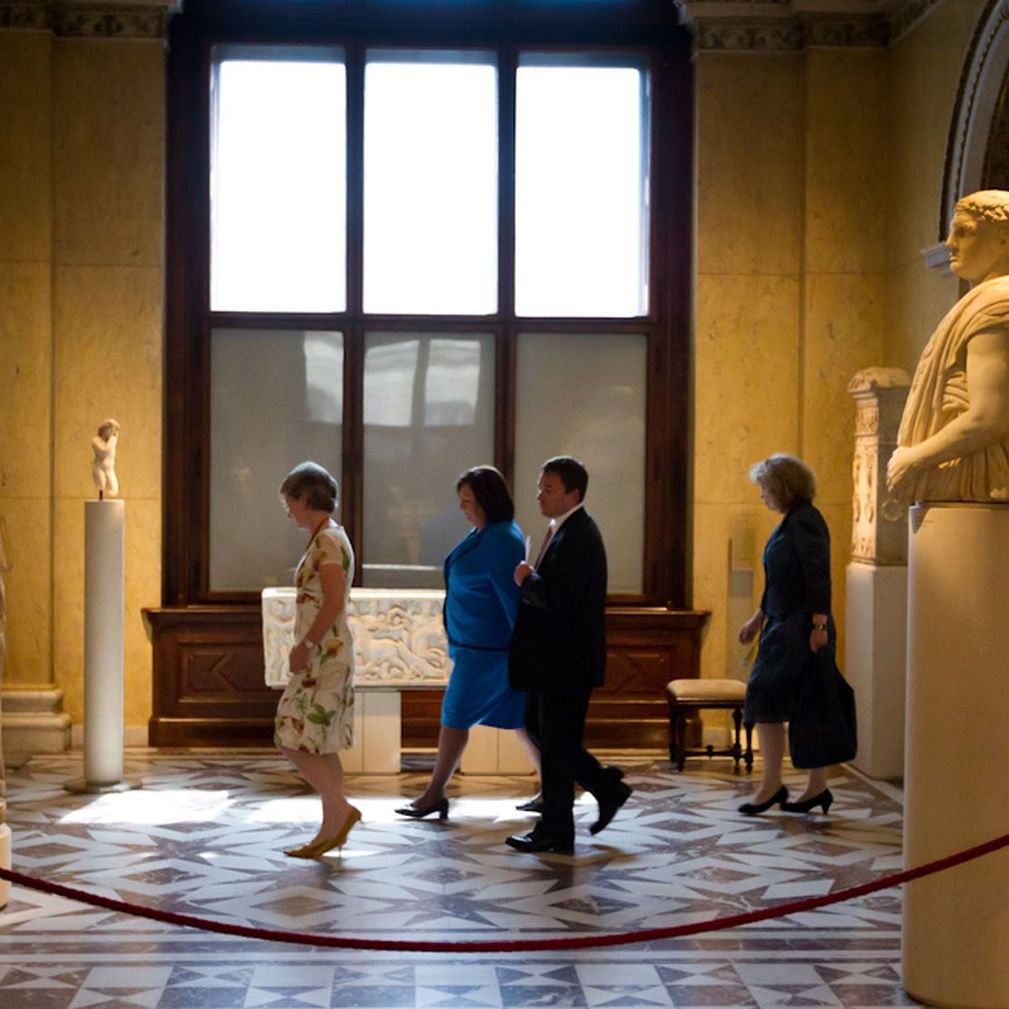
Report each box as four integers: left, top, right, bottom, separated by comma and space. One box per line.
749, 454, 816, 510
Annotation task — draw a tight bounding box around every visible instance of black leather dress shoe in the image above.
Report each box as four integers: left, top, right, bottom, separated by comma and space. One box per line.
515, 796, 545, 813
590, 780, 632, 835
505, 831, 574, 854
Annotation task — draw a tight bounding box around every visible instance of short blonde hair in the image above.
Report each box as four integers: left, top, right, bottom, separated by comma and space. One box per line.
279, 461, 339, 513
749, 454, 816, 509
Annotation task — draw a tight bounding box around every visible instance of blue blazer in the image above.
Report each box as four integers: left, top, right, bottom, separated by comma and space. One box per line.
443, 520, 525, 654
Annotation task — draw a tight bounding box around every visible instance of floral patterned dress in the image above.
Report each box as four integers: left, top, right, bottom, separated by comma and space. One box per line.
274, 524, 355, 754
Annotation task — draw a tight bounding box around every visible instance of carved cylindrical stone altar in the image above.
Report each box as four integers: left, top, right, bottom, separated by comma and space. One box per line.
845, 368, 910, 779
903, 504, 1009, 1008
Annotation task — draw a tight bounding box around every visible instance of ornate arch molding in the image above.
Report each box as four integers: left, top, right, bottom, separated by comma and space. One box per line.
0, 0, 175, 37
942, 0, 1009, 236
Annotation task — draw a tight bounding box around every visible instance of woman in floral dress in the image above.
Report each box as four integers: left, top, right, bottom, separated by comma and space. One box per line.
276, 462, 360, 857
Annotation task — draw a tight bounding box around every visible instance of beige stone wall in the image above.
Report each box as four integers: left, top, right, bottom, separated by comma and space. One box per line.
0, 31, 163, 735
886, 0, 986, 372
693, 47, 888, 681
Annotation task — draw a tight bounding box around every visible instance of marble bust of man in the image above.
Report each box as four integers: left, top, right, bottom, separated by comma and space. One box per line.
887, 190, 1009, 504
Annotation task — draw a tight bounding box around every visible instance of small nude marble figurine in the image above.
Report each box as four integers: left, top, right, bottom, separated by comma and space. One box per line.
91, 418, 121, 499
887, 190, 1009, 504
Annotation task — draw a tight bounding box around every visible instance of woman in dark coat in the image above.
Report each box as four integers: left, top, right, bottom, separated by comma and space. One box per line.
737, 454, 835, 816
396, 466, 540, 819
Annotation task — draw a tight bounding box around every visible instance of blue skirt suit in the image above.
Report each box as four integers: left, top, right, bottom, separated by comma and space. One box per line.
441, 520, 527, 729
744, 500, 834, 725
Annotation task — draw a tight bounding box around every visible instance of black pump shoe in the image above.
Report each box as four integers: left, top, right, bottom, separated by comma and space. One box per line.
395, 797, 449, 820
737, 785, 788, 815
782, 789, 833, 814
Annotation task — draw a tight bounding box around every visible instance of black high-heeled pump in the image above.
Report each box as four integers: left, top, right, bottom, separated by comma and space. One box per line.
782, 788, 833, 814
737, 784, 788, 815
394, 797, 449, 820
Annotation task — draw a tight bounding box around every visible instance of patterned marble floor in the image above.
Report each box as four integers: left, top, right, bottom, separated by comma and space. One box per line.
0, 751, 919, 1009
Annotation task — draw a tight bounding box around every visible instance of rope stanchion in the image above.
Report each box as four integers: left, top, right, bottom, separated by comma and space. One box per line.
2, 831, 1008, 953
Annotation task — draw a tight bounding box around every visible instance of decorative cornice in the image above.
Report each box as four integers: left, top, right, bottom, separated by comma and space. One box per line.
680, 0, 948, 50
0, 1, 174, 37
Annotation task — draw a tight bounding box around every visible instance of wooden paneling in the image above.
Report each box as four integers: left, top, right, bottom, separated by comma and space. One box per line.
147, 605, 709, 750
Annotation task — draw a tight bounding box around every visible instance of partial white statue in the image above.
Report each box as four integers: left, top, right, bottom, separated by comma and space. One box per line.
91, 418, 121, 499
887, 190, 1009, 503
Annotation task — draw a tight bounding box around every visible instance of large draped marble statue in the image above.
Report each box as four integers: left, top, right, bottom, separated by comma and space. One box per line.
887, 190, 1009, 504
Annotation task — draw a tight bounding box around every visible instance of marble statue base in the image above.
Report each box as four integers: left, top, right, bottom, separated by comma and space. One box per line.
903, 504, 1009, 1008
845, 562, 907, 779
0, 823, 9, 908
262, 588, 530, 774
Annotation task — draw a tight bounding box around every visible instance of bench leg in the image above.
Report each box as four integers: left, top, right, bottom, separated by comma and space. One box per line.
743, 720, 754, 773
667, 700, 688, 772
731, 707, 743, 768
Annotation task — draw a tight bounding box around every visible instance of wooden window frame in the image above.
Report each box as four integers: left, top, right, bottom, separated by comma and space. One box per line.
163, 0, 694, 611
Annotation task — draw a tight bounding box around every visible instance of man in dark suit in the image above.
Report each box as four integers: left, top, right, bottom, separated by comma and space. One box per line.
505, 456, 632, 853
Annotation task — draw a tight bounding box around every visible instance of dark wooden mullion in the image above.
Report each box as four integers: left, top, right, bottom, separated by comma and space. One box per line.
343, 42, 366, 581
496, 45, 518, 485
648, 46, 692, 609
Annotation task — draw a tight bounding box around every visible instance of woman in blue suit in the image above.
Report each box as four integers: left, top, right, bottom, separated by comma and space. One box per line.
396, 466, 540, 819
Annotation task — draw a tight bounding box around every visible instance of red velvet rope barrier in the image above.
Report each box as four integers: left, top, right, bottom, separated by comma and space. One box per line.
2, 831, 1008, 953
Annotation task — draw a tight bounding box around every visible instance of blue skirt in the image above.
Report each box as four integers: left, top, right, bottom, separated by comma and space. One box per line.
441, 646, 526, 730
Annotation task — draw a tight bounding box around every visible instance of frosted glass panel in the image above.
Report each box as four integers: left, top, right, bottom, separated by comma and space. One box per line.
210, 329, 343, 590
363, 332, 494, 587
212, 56, 346, 312
364, 54, 497, 314
515, 60, 647, 318
514, 333, 646, 593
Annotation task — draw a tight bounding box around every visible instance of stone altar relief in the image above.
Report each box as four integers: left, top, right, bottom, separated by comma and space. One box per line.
849, 368, 910, 565
91, 418, 121, 499
887, 190, 1009, 504
262, 588, 450, 689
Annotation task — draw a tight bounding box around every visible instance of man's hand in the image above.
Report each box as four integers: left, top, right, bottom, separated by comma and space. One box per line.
886, 445, 917, 497
514, 560, 534, 586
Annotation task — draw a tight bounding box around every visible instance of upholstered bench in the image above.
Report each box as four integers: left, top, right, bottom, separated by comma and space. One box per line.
665, 678, 754, 772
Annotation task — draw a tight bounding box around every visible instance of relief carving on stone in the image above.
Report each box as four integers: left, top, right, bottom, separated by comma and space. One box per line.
262, 588, 450, 690
849, 367, 911, 565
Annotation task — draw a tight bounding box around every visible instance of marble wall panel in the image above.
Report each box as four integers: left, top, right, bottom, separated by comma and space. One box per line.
694, 272, 801, 504
885, 258, 961, 377
801, 272, 886, 510
0, 261, 52, 499
123, 497, 158, 730
0, 33, 52, 264
695, 53, 804, 278
0, 497, 53, 689
804, 49, 888, 275
52, 265, 162, 500
51, 498, 85, 721
52, 39, 164, 268
887, 0, 986, 276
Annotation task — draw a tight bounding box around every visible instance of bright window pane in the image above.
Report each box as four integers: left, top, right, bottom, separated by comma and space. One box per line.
364, 53, 497, 314
516, 59, 648, 317
514, 333, 646, 593
210, 329, 344, 590
212, 55, 346, 312
363, 332, 494, 587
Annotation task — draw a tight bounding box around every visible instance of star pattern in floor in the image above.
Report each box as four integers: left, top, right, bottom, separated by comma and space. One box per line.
0, 752, 919, 1008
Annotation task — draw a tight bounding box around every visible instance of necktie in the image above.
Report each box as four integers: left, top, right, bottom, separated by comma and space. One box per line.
534, 525, 555, 568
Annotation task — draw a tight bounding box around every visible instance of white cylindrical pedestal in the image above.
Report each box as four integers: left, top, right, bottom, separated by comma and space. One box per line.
903, 504, 1009, 1008
67, 500, 137, 793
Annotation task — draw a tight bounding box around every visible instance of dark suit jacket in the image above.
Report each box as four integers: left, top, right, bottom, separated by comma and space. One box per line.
508, 507, 608, 695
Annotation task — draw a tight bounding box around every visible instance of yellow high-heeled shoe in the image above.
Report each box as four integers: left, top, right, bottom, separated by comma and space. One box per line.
313, 805, 362, 856
284, 837, 327, 858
